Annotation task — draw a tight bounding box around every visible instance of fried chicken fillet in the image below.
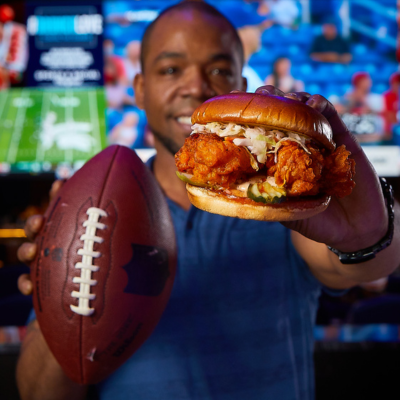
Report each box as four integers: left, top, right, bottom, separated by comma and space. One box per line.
176, 133, 355, 198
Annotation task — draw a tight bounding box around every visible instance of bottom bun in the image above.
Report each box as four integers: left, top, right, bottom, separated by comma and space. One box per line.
186, 184, 331, 221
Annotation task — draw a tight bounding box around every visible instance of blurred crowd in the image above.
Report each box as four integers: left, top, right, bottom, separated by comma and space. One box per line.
104, 0, 399, 148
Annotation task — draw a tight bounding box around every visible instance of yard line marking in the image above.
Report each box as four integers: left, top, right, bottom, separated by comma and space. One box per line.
0, 90, 9, 161
65, 89, 74, 162
0, 90, 8, 121
7, 90, 29, 164
88, 90, 102, 154
36, 90, 50, 162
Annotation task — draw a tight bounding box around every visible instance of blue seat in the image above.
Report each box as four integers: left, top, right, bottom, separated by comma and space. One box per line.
291, 63, 314, 81
324, 83, 345, 98
305, 83, 321, 95
249, 48, 276, 66
372, 83, 389, 94
251, 64, 271, 82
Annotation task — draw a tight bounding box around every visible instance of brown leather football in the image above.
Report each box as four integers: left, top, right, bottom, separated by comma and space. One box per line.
31, 145, 176, 384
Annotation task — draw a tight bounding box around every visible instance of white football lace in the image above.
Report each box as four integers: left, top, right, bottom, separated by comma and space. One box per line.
70, 207, 108, 316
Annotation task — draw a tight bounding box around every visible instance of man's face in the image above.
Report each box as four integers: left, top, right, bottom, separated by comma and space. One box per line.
134, 10, 246, 155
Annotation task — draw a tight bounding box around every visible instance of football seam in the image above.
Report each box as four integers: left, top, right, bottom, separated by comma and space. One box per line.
79, 145, 120, 384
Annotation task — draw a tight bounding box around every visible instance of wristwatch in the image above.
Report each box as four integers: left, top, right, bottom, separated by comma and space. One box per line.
327, 177, 395, 265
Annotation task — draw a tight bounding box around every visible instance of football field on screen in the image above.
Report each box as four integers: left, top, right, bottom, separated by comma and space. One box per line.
0, 88, 108, 165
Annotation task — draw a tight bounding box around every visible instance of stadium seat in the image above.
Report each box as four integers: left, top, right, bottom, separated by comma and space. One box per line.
248, 48, 275, 66
251, 64, 271, 82
305, 83, 321, 95
372, 83, 389, 94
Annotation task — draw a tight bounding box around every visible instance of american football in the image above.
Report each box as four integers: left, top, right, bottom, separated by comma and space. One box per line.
30, 145, 177, 384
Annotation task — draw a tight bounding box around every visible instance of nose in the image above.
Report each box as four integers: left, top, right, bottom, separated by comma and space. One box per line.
179, 67, 215, 100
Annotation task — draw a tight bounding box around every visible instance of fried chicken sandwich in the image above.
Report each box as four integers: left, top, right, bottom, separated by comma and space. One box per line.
175, 92, 355, 221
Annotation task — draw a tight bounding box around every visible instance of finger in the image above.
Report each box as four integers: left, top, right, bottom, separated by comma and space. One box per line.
18, 274, 33, 295
17, 242, 37, 264
24, 215, 44, 241
255, 85, 285, 97
284, 92, 311, 103
230, 90, 245, 93
306, 94, 361, 153
49, 179, 65, 201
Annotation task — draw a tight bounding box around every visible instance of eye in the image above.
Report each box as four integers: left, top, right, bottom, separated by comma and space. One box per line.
162, 66, 179, 75
210, 68, 233, 78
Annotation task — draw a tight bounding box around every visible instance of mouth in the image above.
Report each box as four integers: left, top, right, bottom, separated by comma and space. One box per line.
176, 116, 192, 125
175, 116, 193, 136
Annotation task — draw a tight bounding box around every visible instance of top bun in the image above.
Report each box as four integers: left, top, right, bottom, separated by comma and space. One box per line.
192, 93, 335, 151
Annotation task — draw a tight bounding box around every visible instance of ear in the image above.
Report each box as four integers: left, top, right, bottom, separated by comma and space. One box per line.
133, 73, 145, 110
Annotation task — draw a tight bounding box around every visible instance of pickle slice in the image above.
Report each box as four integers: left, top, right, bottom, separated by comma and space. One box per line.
247, 181, 286, 204
176, 171, 213, 188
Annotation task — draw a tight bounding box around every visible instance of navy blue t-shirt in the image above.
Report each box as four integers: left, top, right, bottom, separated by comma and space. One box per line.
310, 35, 351, 55
97, 160, 323, 399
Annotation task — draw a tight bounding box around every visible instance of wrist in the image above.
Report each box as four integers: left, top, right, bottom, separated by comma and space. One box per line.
327, 178, 394, 264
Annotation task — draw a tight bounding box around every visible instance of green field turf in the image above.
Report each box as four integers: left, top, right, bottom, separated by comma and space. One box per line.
0, 88, 107, 166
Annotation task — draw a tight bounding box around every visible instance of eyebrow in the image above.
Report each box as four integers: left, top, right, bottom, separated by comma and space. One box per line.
153, 52, 186, 63
209, 53, 235, 63
153, 52, 235, 64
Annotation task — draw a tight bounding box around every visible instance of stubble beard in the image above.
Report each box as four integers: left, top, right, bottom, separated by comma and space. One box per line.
149, 125, 182, 156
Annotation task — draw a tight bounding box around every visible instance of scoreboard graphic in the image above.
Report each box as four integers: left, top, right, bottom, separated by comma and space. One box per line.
26, 2, 104, 87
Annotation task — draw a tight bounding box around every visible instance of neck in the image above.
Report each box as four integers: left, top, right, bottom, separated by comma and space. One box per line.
153, 140, 192, 211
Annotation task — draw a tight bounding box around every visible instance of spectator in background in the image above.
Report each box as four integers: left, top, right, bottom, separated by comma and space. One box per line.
382, 72, 400, 137
237, 25, 265, 92
108, 111, 140, 148
331, 72, 384, 143
124, 41, 141, 86
257, 0, 300, 29
310, 21, 352, 64
344, 72, 383, 115
104, 57, 135, 110
264, 57, 304, 92
104, 39, 128, 86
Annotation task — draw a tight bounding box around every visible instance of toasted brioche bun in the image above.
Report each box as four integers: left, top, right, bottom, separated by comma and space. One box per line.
187, 92, 335, 221
192, 92, 335, 151
186, 184, 331, 221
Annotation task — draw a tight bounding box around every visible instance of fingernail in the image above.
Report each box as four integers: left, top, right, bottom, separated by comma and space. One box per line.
27, 243, 37, 259
307, 98, 315, 107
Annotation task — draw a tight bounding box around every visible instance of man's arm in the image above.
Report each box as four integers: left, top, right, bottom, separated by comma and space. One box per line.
291, 201, 400, 289
310, 51, 341, 63
310, 51, 351, 63
16, 319, 88, 400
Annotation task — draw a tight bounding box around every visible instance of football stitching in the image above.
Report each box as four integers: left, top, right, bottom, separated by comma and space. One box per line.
70, 207, 108, 316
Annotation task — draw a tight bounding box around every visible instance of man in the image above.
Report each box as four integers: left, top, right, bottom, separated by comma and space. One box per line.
310, 21, 352, 64
16, 2, 400, 400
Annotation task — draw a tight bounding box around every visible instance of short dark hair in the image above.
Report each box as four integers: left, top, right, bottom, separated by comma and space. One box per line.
140, 0, 244, 71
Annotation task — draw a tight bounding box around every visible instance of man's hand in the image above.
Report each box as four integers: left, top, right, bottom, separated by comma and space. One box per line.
16, 179, 88, 400
17, 180, 64, 295
255, 85, 400, 288
256, 85, 386, 252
